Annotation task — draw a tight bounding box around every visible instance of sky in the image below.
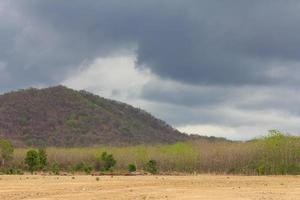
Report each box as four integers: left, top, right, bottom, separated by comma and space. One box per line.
1, 1, 300, 140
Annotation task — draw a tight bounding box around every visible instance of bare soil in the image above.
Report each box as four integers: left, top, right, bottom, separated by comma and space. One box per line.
0, 175, 299, 200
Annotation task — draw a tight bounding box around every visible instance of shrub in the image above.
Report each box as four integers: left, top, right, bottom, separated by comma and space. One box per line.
101, 152, 116, 171
24, 149, 48, 173
73, 162, 86, 171
0, 139, 14, 167
38, 148, 48, 170
72, 162, 93, 174
257, 164, 266, 175
83, 164, 93, 174
146, 160, 158, 174
51, 162, 60, 175
0, 167, 23, 175
25, 150, 40, 173
128, 164, 137, 172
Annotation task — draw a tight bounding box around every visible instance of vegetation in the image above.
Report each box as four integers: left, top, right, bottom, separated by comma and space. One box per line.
51, 162, 60, 175
255, 130, 300, 175
101, 152, 116, 171
1, 130, 300, 175
128, 164, 137, 172
4, 86, 299, 176
0, 139, 14, 167
24, 149, 48, 173
38, 148, 48, 170
24, 150, 40, 173
146, 160, 158, 174
0, 85, 187, 147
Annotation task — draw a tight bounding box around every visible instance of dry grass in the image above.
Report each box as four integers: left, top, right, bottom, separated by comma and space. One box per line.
7, 131, 300, 175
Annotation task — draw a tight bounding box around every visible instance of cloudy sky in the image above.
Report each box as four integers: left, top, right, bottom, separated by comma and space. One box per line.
1, 0, 300, 139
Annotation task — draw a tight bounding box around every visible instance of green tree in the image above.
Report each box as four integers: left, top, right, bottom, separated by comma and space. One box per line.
0, 139, 14, 167
38, 148, 48, 170
146, 160, 158, 174
51, 162, 60, 175
25, 150, 40, 173
128, 164, 137, 172
101, 152, 116, 171
83, 164, 93, 174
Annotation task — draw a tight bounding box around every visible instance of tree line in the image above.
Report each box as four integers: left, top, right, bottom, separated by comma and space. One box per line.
0, 140, 158, 175
1, 130, 300, 175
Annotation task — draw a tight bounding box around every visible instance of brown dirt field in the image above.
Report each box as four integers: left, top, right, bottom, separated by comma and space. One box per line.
0, 175, 299, 200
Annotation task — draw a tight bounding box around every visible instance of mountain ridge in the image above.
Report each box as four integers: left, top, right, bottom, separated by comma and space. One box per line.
0, 85, 189, 147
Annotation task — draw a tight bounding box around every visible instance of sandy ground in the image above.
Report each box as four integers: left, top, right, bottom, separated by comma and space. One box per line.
0, 175, 299, 200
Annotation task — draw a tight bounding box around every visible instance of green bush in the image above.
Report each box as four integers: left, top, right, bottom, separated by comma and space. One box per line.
38, 148, 48, 170
146, 160, 158, 174
25, 150, 40, 173
0, 139, 14, 167
83, 164, 93, 174
24, 149, 48, 173
257, 164, 267, 175
72, 162, 93, 174
101, 152, 116, 171
51, 162, 60, 175
128, 164, 137, 172
255, 130, 300, 175
73, 162, 85, 171
0, 167, 23, 175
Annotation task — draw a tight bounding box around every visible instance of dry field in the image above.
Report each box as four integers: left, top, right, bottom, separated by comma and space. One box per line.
0, 175, 299, 200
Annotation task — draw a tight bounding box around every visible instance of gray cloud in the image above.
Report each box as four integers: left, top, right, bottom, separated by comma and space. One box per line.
1, 0, 300, 89
1, 1, 300, 138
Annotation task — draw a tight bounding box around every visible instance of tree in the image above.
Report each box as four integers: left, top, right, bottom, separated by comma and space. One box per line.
128, 164, 137, 172
51, 162, 60, 175
38, 148, 48, 170
0, 139, 14, 167
146, 160, 158, 174
101, 152, 116, 171
25, 150, 40, 173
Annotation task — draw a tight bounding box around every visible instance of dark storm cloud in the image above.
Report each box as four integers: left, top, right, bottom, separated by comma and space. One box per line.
1, 0, 300, 93
140, 81, 235, 107
2, 0, 300, 138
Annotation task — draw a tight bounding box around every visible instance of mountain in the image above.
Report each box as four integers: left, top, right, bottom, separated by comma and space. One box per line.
0, 86, 188, 147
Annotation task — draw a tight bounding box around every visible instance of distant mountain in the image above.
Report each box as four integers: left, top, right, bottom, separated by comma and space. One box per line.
0, 86, 189, 147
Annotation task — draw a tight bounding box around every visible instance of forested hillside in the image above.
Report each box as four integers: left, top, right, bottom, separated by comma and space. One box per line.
0, 86, 188, 147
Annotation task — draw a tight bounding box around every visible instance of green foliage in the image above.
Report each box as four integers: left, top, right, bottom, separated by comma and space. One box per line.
24, 150, 40, 173
256, 164, 270, 175
72, 162, 93, 174
159, 142, 198, 172
51, 162, 60, 175
146, 160, 158, 174
0, 139, 14, 166
84, 164, 93, 174
254, 130, 300, 175
24, 149, 48, 172
0, 167, 23, 175
38, 148, 48, 170
160, 142, 192, 154
101, 152, 116, 171
128, 164, 137, 172
9, 131, 300, 175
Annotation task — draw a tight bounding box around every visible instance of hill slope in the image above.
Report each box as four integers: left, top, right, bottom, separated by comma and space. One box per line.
0, 86, 188, 147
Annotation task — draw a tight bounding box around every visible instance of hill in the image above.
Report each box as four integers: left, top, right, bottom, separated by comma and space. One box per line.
0, 86, 188, 147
